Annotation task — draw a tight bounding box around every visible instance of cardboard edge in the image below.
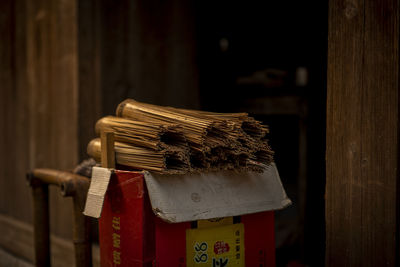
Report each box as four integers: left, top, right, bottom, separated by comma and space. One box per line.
143, 167, 292, 223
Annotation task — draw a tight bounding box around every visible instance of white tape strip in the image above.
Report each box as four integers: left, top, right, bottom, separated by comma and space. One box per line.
83, 166, 112, 218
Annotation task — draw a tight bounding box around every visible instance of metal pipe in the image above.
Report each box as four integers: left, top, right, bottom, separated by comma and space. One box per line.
27, 173, 50, 267
28, 169, 92, 267
32, 168, 89, 197
73, 196, 92, 267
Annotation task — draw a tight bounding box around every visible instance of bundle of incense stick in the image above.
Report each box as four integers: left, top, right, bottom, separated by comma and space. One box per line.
168, 107, 270, 151
116, 99, 234, 153
115, 99, 274, 172
87, 138, 190, 174
95, 116, 189, 152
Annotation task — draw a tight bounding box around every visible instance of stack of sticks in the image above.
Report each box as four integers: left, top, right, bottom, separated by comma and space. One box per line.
87, 99, 274, 174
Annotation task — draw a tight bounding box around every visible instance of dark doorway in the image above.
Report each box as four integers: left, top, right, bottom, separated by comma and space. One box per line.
195, 1, 328, 266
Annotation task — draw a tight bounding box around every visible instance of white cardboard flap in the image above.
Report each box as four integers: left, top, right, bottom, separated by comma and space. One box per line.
144, 163, 291, 223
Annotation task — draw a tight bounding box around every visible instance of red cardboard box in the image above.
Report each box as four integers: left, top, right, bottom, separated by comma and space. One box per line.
98, 165, 290, 267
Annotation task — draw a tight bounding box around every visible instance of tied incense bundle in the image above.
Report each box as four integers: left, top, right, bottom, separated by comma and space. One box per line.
128, 102, 273, 166
166, 107, 268, 139
88, 98, 274, 174
168, 108, 274, 165
116, 99, 274, 169
116, 99, 235, 153
95, 116, 188, 152
87, 138, 190, 174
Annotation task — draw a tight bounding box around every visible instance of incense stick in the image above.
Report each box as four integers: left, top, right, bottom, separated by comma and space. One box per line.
114, 99, 274, 172
87, 138, 190, 174
95, 116, 189, 152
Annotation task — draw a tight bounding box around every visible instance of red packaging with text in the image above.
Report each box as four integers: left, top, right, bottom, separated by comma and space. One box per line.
99, 167, 290, 267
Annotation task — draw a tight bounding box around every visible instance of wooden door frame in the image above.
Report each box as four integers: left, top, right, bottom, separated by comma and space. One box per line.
326, 0, 399, 265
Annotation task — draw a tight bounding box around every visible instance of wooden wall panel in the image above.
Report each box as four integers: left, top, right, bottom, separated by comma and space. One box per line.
0, 0, 15, 216
326, 0, 399, 265
25, 0, 79, 238
78, 0, 102, 161
0, 0, 199, 261
13, 0, 31, 224
0, 214, 100, 266
0, 0, 34, 225
101, 0, 200, 116
0, 0, 82, 240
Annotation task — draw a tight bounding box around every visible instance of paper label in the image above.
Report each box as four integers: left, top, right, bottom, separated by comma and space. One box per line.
83, 166, 112, 218
186, 223, 245, 267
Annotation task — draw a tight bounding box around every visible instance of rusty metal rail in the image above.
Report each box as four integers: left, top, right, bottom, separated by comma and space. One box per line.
27, 169, 92, 267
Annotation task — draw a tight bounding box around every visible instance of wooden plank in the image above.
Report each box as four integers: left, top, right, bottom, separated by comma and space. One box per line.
0, 0, 33, 224
101, 0, 200, 114
13, 0, 33, 224
0, 0, 99, 257
326, 0, 399, 266
25, 0, 78, 239
0, 0, 35, 227
0, 248, 33, 267
100, 0, 129, 115
0, 214, 100, 267
0, 0, 14, 216
78, 0, 101, 161
0, 0, 81, 242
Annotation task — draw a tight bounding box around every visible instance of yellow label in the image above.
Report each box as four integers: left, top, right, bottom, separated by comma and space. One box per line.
186, 223, 245, 267
197, 217, 234, 229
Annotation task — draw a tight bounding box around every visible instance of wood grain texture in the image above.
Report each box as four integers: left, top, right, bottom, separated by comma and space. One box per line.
0, 0, 34, 224
0, 0, 15, 216
0, 248, 33, 267
0, 214, 100, 267
326, 0, 399, 266
25, 0, 79, 239
13, 0, 32, 224
0, 0, 81, 240
101, 0, 200, 116
0, 0, 199, 255
78, 0, 102, 162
